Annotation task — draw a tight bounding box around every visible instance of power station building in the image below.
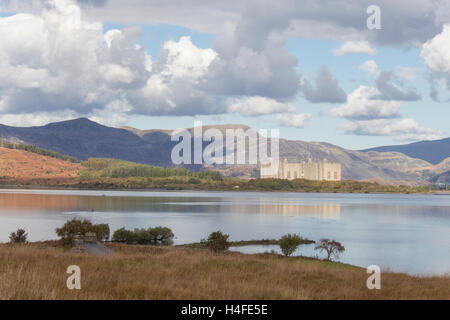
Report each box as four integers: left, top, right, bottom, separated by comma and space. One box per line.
260, 158, 341, 181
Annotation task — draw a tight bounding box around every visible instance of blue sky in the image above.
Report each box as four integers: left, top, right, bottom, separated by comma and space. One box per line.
0, 0, 449, 150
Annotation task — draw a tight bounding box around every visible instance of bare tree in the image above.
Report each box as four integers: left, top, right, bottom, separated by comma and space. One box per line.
314, 239, 345, 261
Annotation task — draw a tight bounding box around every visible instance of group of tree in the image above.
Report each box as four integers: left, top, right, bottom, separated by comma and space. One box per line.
112, 226, 174, 245
55, 218, 110, 247
81, 158, 222, 181
7, 222, 345, 262
1, 141, 76, 162
279, 234, 345, 261
199, 231, 345, 261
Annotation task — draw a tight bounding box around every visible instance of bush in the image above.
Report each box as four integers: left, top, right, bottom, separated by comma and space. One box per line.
9, 228, 28, 244
112, 226, 174, 245
202, 231, 230, 253
55, 219, 109, 247
279, 233, 303, 257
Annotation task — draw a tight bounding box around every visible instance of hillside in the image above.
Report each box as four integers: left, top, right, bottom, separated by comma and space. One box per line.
362, 137, 450, 165
0, 147, 80, 184
0, 118, 447, 182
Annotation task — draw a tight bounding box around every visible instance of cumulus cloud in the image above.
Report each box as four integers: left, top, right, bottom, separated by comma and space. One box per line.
0, 0, 306, 122
0, 0, 150, 124
329, 86, 402, 120
340, 118, 443, 142
421, 23, 450, 101
229, 96, 295, 116
299, 66, 347, 103
421, 24, 450, 76
359, 60, 379, 76
333, 41, 376, 56
201, 21, 301, 100
276, 113, 311, 128
129, 36, 227, 116
373, 71, 421, 101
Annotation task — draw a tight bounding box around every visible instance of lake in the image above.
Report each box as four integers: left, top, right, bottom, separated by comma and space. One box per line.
0, 189, 449, 276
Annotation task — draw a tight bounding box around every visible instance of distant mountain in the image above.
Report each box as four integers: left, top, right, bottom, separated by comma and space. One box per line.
361, 138, 450, 165
0, 118, 442, 182
0, 118, 175, 167
277, 139, 419, 181
433, 171, 450, 184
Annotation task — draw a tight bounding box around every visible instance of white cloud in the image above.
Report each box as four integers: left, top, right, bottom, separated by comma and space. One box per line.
340, 118, 443, 142
0, 110, 80, 127
276, 113, 311, 128
333, 41, 376, 56
129, 36, 225, 116
329, 86, 401, 120
421, 23, 450, 97
359, 60, 379, 76
0, 0, 150, 124
229, 96, 296, 116
421, 24, 450, 75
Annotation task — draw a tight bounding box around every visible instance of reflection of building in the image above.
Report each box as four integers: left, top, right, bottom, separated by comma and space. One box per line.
259, 203, 341, 220
261, 158, 341, 181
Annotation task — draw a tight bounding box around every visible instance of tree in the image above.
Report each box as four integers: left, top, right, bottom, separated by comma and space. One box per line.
202, 231, 230, 253
95, 223, 110, 241
9, 228, 28, 244
314, 239, 345, 261
112, 227, 136, 243
55, 219, 109, 247
279, 233, 303, 257
148, 226, 174, 245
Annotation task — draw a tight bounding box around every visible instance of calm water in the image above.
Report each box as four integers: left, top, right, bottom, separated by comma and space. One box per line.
0, 189, 449, 276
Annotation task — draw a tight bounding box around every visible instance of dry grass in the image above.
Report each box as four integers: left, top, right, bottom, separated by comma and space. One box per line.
0, 243, 448, 300
0, 147, 80, 183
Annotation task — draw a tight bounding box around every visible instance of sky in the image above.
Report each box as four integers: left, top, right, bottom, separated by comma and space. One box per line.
0, 0, 449, 150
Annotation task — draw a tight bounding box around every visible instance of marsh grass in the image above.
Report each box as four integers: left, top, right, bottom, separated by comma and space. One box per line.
0, 243, 448, 300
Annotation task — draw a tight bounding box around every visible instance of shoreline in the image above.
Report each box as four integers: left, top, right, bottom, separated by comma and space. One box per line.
0, 184, 444, 195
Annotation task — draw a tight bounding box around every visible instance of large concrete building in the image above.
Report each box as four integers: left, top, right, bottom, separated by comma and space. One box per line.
260, 158, 341, 181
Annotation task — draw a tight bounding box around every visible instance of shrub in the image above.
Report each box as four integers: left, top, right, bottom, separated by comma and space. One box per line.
202, 231, 230, 253
9, 228, 28, 244
279, 233, 303, 257
314, 239, 345, 261
55, 219, 109, 247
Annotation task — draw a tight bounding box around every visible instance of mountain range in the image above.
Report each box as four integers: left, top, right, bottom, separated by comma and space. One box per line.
362, 138, 450, 165
0, 118, 448, 183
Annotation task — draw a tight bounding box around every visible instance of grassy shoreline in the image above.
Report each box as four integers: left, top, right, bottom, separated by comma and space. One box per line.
0, 242, 448, 299
178, 238, 315, 249
0, 179, 436, 194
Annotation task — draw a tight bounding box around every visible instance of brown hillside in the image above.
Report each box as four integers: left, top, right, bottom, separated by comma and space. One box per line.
0, 147, 81, 184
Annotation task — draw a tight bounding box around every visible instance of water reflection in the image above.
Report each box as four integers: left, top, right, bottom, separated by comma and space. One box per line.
259, 203, 340, 219
0, 190, 449, 275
